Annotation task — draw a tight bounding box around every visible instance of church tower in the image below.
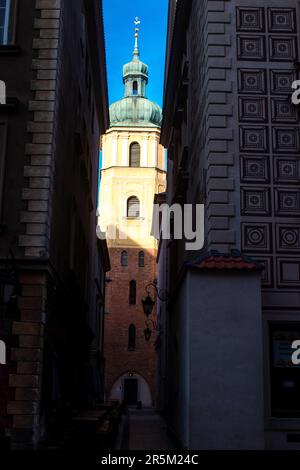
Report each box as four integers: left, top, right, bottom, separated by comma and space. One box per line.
99, 19, 166, 406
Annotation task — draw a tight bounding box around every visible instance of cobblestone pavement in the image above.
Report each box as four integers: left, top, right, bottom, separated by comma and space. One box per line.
128, 409, 175, 450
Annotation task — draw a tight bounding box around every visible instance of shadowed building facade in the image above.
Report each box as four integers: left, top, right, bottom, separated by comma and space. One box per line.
0, 0, 109, 449
158, 0, 300, 450
99, 23, 166, 407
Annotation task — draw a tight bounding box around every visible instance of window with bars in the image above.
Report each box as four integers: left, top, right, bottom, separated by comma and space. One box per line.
0, 0, 16, 45
127, 196, 140, 218
138, 251, 145, 268
128, 324, 136, 350
129, 280, 136, 305
121, 251, 128, 267
129, 142, 140, 167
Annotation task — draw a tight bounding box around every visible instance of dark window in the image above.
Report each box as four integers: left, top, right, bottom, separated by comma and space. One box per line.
269, 323, 300, 417
138, 251, 145, 267
0, 0, 16, 45
129, 280, 136, 305
121, 251, 128, 267
129, 142, 140, 167
128, 324, 136, 350
133, 81, 138, 95
127, 196, 140, 218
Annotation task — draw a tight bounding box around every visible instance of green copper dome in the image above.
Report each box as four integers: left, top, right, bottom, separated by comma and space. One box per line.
123, 60, 149, 80
110, 97, 162, 127
109, 20, 162, 128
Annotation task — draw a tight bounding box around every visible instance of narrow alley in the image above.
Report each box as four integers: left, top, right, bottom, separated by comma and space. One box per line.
127, 409, 175, 451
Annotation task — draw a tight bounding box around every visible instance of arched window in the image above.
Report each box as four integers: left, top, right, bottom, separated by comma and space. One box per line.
133, 81, 138, 95
128, 324, 136, 350
129, 280, 136, 305
121, 251, 128, 267
129, 142, 140, 167
138, 251, 145, 268
127, 196, 140, 218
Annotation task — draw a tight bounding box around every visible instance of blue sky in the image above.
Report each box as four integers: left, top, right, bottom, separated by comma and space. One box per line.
103, 0, 168, 107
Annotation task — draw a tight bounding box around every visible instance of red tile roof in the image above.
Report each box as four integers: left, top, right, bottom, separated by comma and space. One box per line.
188, 251, 262, 271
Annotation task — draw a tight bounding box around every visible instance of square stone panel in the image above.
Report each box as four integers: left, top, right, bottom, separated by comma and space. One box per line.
238, 69, 267, 94
268, 9, 296, 33
277, 258, 300, 287
240, 155, 269, 183
274, 158, 300, 184
237, 36, 266, 61
242, 223, 272, 252
270, 70, 297, 94
271, 97, 297, 123
272, 127, 300, 153
240, 126, 268, 153
239, 97, 268, 122
276, 224, 300, 252
241, 187, 271, 216
275, 188, 300, 216
269, 36, 298, 62
236, 7, 265, 32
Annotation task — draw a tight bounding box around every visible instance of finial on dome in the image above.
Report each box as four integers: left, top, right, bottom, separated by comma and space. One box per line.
133, 17, 141, 60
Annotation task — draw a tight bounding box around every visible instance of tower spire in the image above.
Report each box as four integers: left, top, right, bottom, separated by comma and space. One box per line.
133, 17, 141, 60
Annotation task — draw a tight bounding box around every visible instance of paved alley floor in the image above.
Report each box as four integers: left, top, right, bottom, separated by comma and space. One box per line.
128, 409, 175, 450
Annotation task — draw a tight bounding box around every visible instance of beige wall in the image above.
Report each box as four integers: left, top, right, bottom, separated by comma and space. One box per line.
99, 126, 166, 249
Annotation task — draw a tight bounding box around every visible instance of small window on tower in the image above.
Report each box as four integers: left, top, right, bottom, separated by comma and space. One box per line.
128, 324, 136, 350
129, 280, 136, 305
138, 251, 145, 268
133, 81, 138, 95
127, 196, 140, 218
129, 143, 140, 167
121, 251, 128, 267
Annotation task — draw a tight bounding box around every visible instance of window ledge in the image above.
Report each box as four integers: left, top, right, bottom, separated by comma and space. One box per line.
0, 98, 19, 113
0, 45, 22, 55
124, 217, 145, 220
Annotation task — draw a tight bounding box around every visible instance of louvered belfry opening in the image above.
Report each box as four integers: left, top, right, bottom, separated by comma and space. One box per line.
129, 142, 140, 167
127, 196, 140, 218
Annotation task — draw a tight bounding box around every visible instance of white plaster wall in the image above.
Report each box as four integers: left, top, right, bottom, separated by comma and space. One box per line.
109, 373, 153, 407
188, 270, 264, 450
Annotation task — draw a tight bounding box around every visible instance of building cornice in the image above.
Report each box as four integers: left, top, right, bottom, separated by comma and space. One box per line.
160, 0, 192, 146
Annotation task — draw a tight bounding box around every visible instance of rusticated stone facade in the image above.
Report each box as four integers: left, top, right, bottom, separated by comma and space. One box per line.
160, 0, 300, 450
0, 0, 109, 449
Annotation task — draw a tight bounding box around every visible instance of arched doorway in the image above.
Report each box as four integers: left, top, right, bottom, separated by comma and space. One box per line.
109, 372, 152, 407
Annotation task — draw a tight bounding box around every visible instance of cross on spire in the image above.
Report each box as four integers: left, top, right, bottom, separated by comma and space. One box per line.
133, 17, 141, 59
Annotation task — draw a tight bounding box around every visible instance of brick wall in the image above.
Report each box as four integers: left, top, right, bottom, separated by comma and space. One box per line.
104, 247, 158, 403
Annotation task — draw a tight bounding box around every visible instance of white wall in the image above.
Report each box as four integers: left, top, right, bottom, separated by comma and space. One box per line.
109, 372, 153, 407
188, 270, 264, 450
